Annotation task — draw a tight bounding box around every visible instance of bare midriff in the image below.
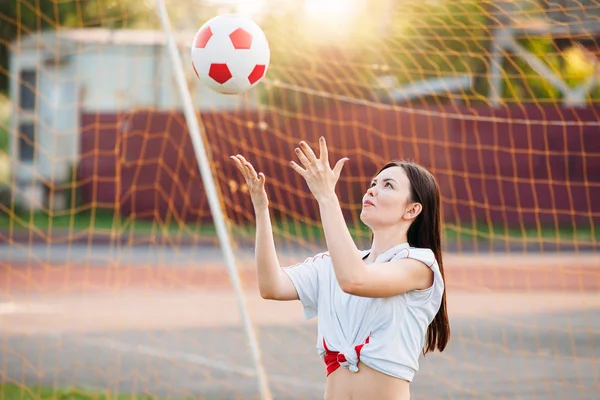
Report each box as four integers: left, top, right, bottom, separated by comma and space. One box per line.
324, 362, 411, 400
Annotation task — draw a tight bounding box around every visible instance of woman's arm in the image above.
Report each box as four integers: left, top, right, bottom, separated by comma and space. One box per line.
231, 155, 298, 300
317, 195, 433, 297
254, 205, 299, 300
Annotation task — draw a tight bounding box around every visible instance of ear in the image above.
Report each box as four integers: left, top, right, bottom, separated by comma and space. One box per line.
403, 202, 422, 220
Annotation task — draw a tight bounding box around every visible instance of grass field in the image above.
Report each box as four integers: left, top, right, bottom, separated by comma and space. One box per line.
0, 209, 214, 236
0, 95, 9, 155
0, 95, 9, 185
0, 208, 597, 248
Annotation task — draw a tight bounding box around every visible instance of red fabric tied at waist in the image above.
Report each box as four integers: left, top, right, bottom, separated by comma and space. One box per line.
323, 335, 370, 376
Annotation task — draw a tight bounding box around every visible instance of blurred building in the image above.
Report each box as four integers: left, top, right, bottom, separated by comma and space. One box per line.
8, 28, 261, 210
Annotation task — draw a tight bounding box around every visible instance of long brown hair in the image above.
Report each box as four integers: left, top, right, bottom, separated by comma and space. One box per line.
377, 160, 450, 354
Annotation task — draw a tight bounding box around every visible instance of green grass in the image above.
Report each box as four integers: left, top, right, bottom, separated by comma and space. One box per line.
0, 209, 216, 237
0, 94, 9, 154
0, 95, 10, 184
443, 222, 598, 243
0, 208, 596, 245
0, 383, 180, 400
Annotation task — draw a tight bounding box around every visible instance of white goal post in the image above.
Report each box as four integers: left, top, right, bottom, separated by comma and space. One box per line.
153, 1, 273, 399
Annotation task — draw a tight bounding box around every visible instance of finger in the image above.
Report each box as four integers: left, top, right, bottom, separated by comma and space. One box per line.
289, 160, 307, 176
233, 154, 250, 166
234, 154, 248, 178
231, 155, 249, 177
243, 161, 259, 179
299, 141, 318, 163
318, 136, 329, 165
333, 157, 350, 179
232, 155, 259, 183
236, 154, 249, 164
235, 155, 259, 179
258, 172, 266, 185
294, 147, 312, 168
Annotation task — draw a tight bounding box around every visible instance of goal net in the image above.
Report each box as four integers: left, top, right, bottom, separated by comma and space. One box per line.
1, 0, 599, 399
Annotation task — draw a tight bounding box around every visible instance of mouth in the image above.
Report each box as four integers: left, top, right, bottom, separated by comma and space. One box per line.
363, 200, 374, 207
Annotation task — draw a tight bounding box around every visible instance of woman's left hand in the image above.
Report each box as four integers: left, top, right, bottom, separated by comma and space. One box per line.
290, 136, 349, 203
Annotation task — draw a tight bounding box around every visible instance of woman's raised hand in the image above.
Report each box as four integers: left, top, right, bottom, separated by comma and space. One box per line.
290, 137, 349, 203
230, 154, 269, 211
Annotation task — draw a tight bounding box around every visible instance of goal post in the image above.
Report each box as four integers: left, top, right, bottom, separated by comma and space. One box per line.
153, 0, 272, 399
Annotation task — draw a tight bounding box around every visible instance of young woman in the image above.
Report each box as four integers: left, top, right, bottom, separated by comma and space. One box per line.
231, 137, 450, 400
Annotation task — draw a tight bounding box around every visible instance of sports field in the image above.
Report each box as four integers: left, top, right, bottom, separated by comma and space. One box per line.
2, 1, 600, 398
1, 244, 599, 400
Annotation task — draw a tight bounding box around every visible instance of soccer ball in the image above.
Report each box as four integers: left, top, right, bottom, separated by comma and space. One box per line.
190, 14, 270, 95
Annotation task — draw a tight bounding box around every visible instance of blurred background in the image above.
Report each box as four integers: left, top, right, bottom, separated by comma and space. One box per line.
0, 0, 599, 399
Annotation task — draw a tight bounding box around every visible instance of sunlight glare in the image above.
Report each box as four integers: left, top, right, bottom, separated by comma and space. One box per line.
304, 0, 360, 25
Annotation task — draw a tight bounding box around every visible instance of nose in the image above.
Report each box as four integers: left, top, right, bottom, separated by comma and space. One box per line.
366, 186, 377, 197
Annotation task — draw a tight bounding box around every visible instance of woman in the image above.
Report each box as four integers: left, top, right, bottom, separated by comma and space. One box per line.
231, 137, 450, 400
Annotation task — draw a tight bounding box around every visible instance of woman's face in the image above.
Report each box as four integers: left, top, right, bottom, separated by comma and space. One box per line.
360, 166, 413, 229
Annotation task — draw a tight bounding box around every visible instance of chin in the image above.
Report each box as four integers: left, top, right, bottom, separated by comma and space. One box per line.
361, 212, 403, 232
359, 213, 376, 230
359, 213, 368, 225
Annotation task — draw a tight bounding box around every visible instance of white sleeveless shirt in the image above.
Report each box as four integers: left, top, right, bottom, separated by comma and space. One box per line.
282, 242, 444, 382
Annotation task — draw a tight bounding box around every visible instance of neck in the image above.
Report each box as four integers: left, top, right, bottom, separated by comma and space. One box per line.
368, 225, 409, 261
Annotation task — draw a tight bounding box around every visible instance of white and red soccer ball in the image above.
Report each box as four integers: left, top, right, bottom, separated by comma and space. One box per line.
191, 14, 270, 95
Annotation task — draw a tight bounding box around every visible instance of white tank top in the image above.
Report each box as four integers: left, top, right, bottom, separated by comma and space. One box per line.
282, 242, 444, 382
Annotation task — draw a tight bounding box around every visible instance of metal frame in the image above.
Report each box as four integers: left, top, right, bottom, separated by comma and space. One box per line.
488, 19, 600, 107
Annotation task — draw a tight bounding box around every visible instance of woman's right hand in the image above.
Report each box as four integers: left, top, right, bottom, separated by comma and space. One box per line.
230, 154, 269, 210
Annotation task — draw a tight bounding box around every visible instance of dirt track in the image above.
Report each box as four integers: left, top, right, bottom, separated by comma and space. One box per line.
1, 252, 598, 294
1, 249, 600, 399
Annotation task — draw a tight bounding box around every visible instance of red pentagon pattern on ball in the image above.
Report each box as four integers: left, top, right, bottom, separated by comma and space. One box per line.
229, 28, 253, 49
195, 26, 213, 48
209, 63, 233, 84
248, 65, 266, 85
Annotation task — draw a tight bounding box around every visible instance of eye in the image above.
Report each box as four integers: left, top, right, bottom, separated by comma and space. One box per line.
385, 182, 393, 188
369, 182, 376, 188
